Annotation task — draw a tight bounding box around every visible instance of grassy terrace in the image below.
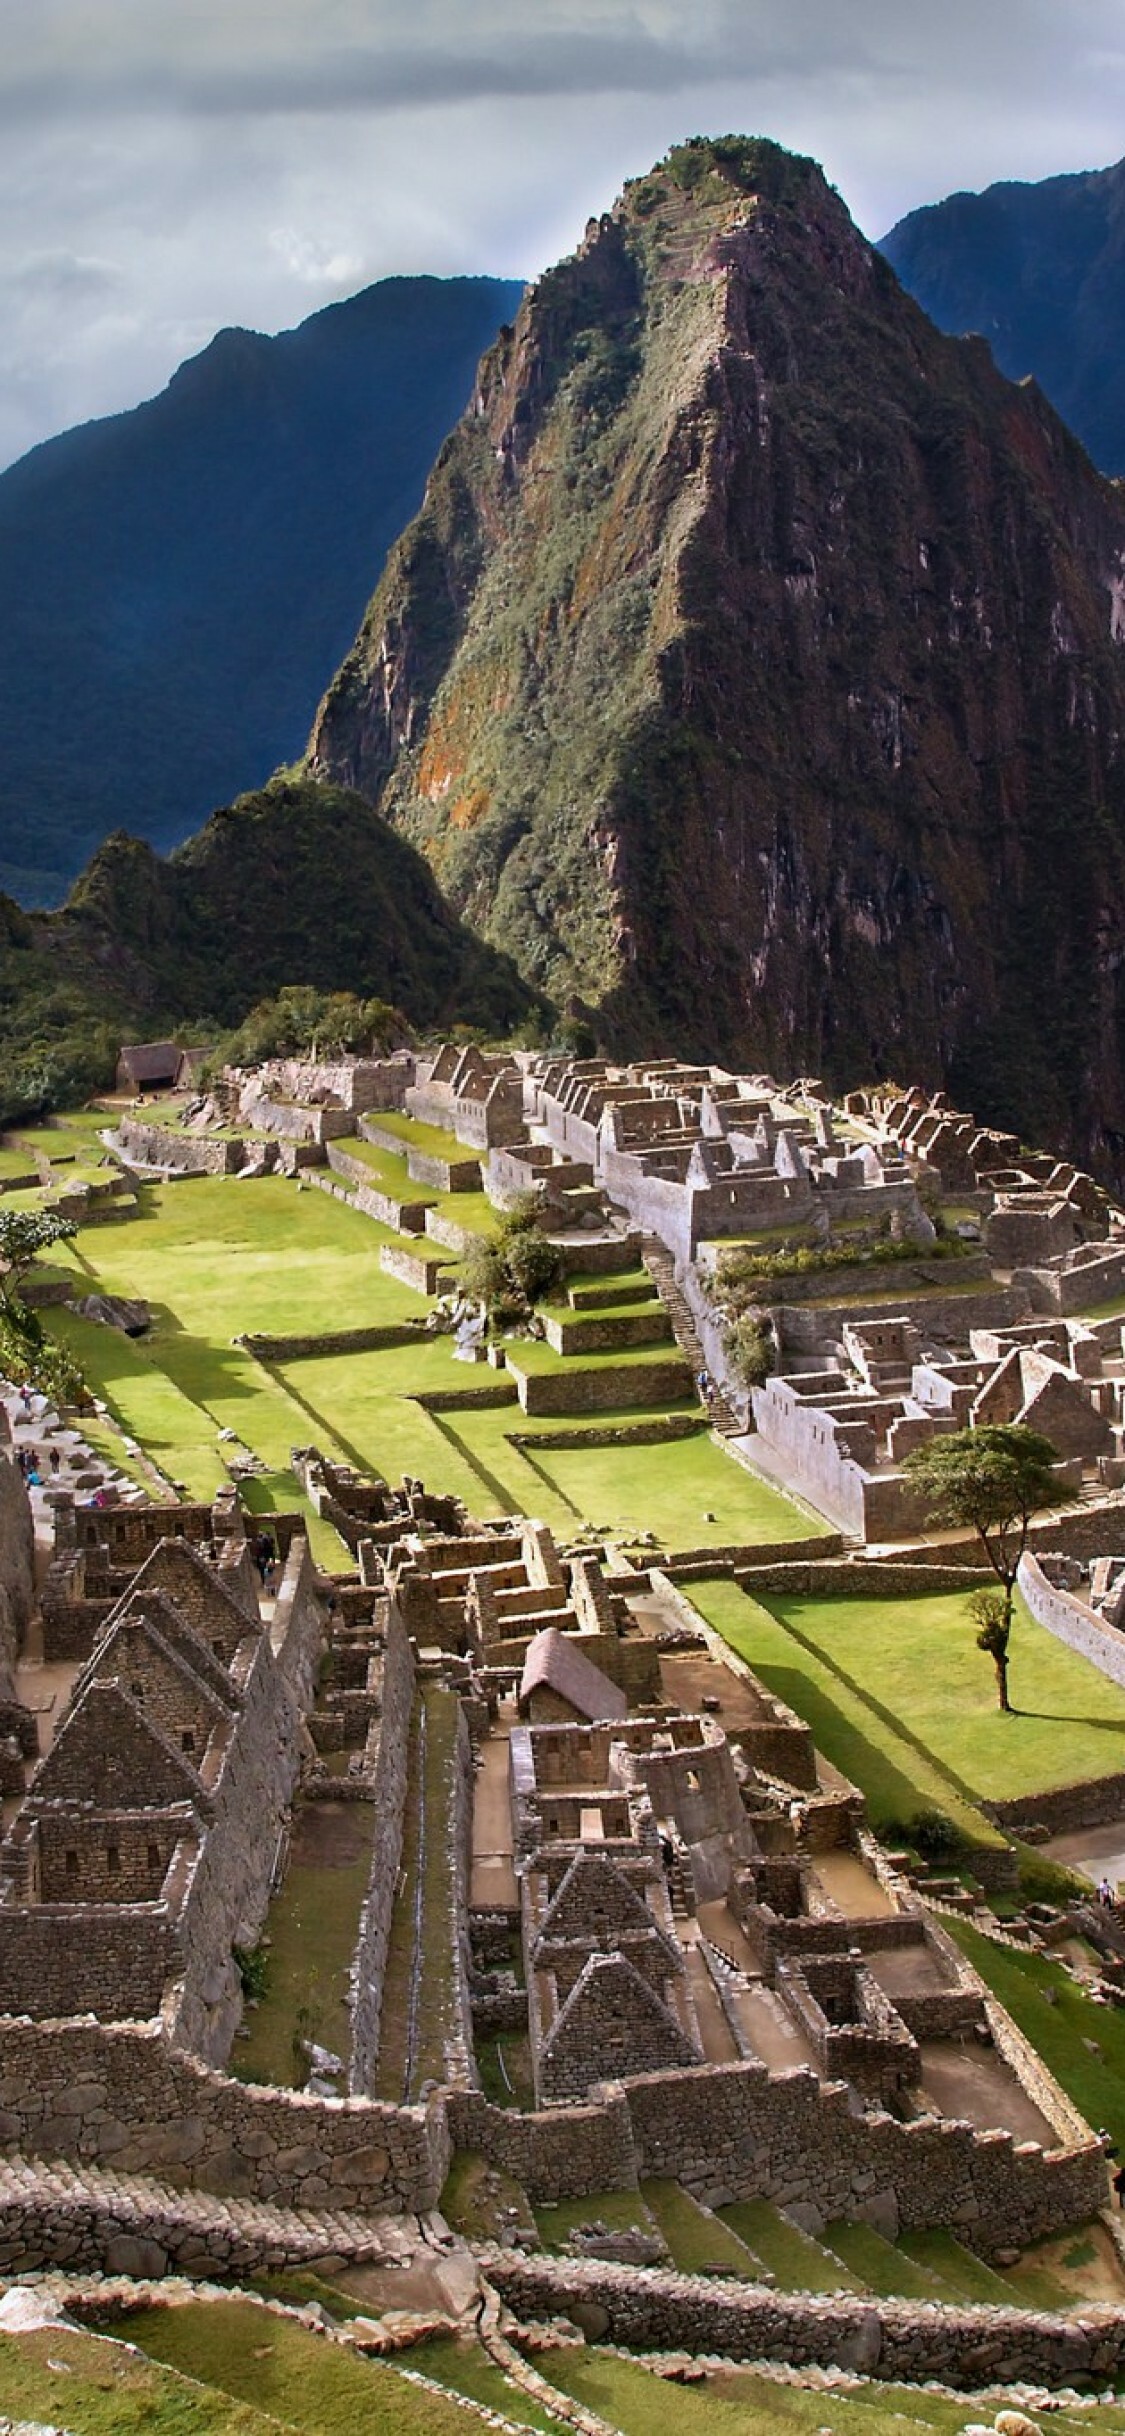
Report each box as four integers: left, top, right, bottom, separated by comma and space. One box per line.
690, 1579, 1125, 1843
949, 1917, 1125, 2155
361, 1108, 483, 1162
374, 1685, 463, 2101
111, 2301, 496, 2436
332, 1133, 436, 1198
233, 1800, 375, 2090
538, 2347, 1125, 2436
27, 1143, 827, 1554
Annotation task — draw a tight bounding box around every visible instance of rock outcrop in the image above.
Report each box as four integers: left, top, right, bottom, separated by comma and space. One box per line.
309, 136, 1125, 1182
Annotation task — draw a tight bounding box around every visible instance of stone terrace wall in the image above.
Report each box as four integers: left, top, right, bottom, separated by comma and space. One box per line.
485, 2252, 1125, 2389
0, 2015, 446, 2213
446, 2086, 639, 2201
510, 1356, 692, 1417
115, 1119, 244, 1177
1018, 1552, 1125, 1691
449, 2056, 1104, 2257
348, 1614, 415, 2098
985, 1770, 1125, 1837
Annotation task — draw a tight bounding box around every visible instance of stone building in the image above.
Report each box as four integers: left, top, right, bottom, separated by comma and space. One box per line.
0, 1531, 322, 2063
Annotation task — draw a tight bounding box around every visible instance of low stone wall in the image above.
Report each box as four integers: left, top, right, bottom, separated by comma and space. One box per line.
774, 1282, 1030, 1353
243, 1323, 423, 1362
1018, 1552, 1125, 1691
415, 1382, 519, 1413
734, 1559, 992, 1598
0, 2014, 446, 2212
509, 1416, 706, 1450
324, 1144, 429, 1230
552, 1233, 642, 1276
541, 1310, 671, 1357
425, 1207, 487, 1255
379, 1242, 455, 1295
985, 1769, 1125, 1837
484, 2251, 1125, 2389
116, 1119, 243, 1177
1015, 1246, 1125, 1316
445, 2086, 639, 2201
452, 2044, 1103, 2258
509, 1356, 693, 1417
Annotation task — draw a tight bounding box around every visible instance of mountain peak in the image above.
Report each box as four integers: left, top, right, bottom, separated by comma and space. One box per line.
309, 134, 1125, 1182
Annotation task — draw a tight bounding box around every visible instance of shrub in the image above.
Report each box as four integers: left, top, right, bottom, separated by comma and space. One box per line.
459, 1195, 566, 1326
722, 1309, 775, 1388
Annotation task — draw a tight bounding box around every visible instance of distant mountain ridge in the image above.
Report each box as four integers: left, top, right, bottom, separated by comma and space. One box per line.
0, 777, 537, 1115
881, 157, 1125, 475
0, 273, 523, 906
307, 135, 1125, 1182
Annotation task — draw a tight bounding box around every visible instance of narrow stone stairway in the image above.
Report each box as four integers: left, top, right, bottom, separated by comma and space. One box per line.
640, 1236, 741, 1434
0, 2153, 409, 2279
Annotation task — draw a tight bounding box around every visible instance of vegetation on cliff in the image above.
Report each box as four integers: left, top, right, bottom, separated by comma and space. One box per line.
309, 134, 1125, 1181
0, 275, 524, 907
0, 778, 539, 1124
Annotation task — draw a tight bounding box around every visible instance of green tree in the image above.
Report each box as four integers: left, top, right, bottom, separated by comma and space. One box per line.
969, 1585, 1015, 1714
459, 1196, 565, 1327
904, 1424, 1075, 1710
0, 1208, 78, 1309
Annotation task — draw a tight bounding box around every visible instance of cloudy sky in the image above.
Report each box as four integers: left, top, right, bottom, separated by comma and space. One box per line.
3, 0, 1125, 470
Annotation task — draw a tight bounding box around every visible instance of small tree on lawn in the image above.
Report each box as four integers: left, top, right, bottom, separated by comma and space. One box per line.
968, 1585, 1015, 1714
0, 1208, 78, 1310
903, 1424, 1075, 1711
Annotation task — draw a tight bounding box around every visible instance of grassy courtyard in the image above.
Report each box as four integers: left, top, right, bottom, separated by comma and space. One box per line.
32, 1160, 818, 1554
688, 1575, 1125, 1844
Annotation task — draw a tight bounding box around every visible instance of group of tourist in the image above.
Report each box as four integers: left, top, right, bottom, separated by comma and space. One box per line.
15, 1444, 60, 1489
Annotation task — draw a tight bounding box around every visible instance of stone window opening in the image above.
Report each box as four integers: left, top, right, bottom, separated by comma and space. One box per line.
181, 1729, 195, 1753
106, 1846, 121, 1874
147, 1844, 160, 1872
685, 1769, 701, 1793
130, 1681, 145, 1702
65, 1849, 79, 1876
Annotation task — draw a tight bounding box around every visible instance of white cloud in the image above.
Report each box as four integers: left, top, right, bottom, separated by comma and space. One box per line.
1, 1, 1124, 465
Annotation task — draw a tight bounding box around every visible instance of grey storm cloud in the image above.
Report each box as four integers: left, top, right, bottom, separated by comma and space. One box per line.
2, 0, 1125, 467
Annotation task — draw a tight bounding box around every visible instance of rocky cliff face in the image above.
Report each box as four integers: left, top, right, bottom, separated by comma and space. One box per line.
309, 137, 1125, 1179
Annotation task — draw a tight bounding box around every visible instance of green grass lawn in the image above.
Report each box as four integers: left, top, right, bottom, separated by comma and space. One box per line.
534, 2185, 662, 2251
43, 1172, 426, 1545
536, 2345, 1114, 2436
640, 2177, 760, 2274
687, 1580, 1004, 1848
21, 1149, 858, 1559
117, 2300, 482, 2435
765, 1587, 1125, 1804
0, 2320, 277, 2435
948, 1917, 1125, 2155
688, 1580, 1125, 1843
333, 1134, 437, 1200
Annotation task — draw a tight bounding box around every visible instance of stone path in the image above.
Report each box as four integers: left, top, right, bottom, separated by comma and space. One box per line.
0, 2153, 428, 2280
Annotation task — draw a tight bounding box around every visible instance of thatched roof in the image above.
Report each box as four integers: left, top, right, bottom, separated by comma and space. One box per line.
519, 1625, 627, 1722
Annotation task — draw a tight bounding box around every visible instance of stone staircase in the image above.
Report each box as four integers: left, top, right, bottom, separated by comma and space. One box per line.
640, 1236, 740, 1434
0, 2154, 405, 2280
